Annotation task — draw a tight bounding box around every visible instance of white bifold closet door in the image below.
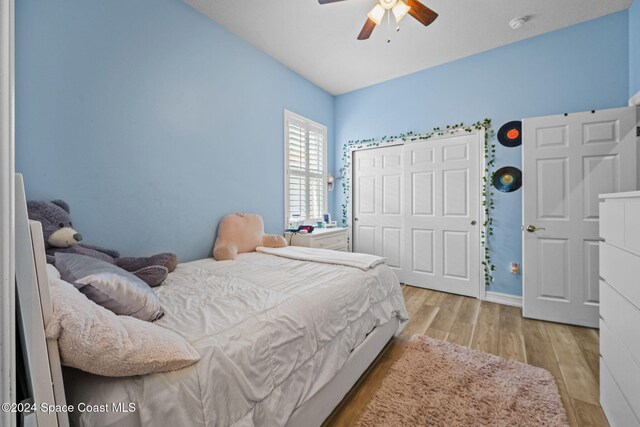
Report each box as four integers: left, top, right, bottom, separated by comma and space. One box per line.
353, 132, 481, 297
353, 144, 404, 274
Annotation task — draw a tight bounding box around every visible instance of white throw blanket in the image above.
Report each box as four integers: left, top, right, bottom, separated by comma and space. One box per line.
256, 245, 386, 271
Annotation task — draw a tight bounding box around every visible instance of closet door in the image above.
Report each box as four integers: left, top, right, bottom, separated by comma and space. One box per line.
402, 133, 480, 297
353, 145, 404, 277
352, 132, 481, 298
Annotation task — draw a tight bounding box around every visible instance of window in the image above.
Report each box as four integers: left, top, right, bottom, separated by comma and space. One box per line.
284, 110, 327, 226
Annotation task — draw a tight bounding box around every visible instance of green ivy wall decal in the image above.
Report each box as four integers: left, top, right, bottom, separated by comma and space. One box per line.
339, 119, 496, 286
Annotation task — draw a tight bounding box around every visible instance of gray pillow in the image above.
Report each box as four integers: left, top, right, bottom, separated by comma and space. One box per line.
55, 253, 164, 322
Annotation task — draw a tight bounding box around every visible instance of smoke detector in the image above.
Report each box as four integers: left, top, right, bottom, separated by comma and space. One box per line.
509, 16, 527, 29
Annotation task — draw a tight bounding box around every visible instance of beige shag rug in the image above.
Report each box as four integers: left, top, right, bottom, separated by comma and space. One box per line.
356, 335, 568, 426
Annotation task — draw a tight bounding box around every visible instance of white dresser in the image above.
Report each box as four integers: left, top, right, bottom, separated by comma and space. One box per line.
599, 191, 640, 427
285, 227, 349, 252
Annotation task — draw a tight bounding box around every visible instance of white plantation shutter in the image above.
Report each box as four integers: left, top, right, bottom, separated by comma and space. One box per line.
285, 111, 327, 225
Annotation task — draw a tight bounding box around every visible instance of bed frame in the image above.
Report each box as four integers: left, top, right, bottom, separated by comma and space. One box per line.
14, 172, 398, 427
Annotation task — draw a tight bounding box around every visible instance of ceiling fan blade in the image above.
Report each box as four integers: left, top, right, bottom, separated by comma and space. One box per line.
357, 18, 377, 40
406, 0, 438, 26
318, 0, 348, 4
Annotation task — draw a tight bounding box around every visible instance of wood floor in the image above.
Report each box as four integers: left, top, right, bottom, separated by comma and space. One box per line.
325, 285, 608, 427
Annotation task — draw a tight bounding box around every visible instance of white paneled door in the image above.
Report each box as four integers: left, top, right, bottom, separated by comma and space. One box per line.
353, 144, 404, 276
403, 133, 480, 296
353, 132, 481, 297
523, 107, 638, 327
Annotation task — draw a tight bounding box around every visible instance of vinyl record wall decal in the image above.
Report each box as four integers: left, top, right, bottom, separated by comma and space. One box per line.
498, 121, 522, 147
493, 166, 522, 193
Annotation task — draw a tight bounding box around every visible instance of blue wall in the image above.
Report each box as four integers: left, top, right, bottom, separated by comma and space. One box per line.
334, 12, 630, 296
631, 0, 640, 97
16, 0, 632, 291
16, 0, 334, 262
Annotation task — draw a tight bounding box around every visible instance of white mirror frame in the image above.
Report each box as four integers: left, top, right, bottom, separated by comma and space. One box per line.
0, 0, 15, 426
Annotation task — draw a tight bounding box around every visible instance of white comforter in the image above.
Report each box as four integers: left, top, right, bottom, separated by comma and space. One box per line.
63, 252, 408, 427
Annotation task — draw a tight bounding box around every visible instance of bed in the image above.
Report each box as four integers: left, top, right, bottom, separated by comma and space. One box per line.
15, 174, 409, 427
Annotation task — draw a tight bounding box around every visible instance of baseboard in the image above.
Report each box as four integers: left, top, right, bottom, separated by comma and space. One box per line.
629, 90, 640, 106
484, 291, 522, 307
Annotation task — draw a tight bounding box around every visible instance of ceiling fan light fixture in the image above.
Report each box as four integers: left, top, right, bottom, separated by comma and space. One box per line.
367, 4, 386, 25
319, 0, 438, 41
380, 0, 398, 9
392, 0, 411, 23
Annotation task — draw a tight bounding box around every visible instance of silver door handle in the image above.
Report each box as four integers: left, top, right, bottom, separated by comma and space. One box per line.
525, 225, 546, 233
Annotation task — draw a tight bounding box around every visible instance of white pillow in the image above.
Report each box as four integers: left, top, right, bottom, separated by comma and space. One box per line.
46, 263, 61, 279
45, 275, 200, 377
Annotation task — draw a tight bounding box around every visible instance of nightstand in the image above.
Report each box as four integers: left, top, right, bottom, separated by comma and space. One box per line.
285, 227, 349, 252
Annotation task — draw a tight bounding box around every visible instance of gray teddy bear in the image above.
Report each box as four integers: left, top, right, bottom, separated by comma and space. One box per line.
27, 199, 177, 287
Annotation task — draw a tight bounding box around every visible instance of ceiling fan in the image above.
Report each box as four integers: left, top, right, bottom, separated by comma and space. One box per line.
318, 0, 438, 40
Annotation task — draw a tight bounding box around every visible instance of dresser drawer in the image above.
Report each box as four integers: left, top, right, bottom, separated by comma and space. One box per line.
310, 232, 347, 249
600, 244, 640, 311
626, 199, 640, 255
600, 281, 640, 368
601, 357, 640, 427
600, 320, 640, 421
600, 200, 626, 246
323, 243, 349, 252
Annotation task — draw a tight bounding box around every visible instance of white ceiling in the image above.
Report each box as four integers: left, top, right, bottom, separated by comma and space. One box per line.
184, 0, 632, 95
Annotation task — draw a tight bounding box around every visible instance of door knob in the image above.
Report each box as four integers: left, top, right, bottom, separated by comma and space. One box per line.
354, 218, 359, 221
526, 225, 546, 233
471, 220, 477, 225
